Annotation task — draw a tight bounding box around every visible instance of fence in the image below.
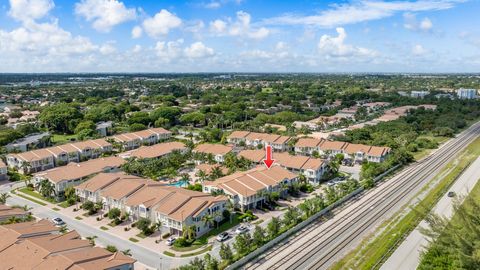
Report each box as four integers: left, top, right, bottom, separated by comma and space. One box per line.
227, 163, 401, 270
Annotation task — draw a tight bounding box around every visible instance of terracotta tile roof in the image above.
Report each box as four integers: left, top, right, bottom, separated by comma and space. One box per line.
1, 219, 58, 237
295, 137, 324, 148
34, 156, 125, 184
343, 143, 373, 155
274, 152, 310, 170
111, 128, 171, 142
227, 131, 251, 139
100, 175, 148, 200
368, 146, 391, 157
120, 141, 186, 159
75, 172, 126, 193
204, 165, 297, 197
301, 158, 326, 170
72, 251, 136, 270
238, 149, 265, 163
7, 139, 112, 162
194, 143, 233, 155
319, 140, 348, 151
0, 205, 27, 220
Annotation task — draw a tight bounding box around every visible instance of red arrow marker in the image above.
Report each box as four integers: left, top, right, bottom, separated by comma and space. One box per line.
263, 145, 275, 169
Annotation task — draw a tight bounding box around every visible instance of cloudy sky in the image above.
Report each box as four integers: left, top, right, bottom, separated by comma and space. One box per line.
1, 0, 479, 73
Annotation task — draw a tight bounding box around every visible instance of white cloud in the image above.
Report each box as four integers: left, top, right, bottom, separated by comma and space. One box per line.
205, 1, 221, 9
99, 42, 116, 55
155, 39, 184, 60
8, 0, 55, 22
210, 19, 228, 33
420, 18, 433, 31
203, 0, 244, 9
318, 27, 377, 58
184, 42, 215, 58
131, 26, 143, 38
404, 13, 433, 32
209, 11, 270, 39
132, 44, 142, 53
265, 0, 463, 28
412, 44, 427, 55
75, 0, 136, 32
142, 9, 182, 38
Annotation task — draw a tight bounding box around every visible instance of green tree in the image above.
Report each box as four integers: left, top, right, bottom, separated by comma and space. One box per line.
108, 208, 121, 220
39, 103, 83, 133
252, 225, 266, 247
219, 243, 234, 262
267, 216, 281, 238
0, 193, 10, 204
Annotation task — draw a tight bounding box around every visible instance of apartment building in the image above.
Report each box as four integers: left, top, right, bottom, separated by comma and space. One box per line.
203, 165, 298, 211
6, 138, 112, 174
111, 127, 172, 150
33, 156, 125, 199
0, 220, 135, 270
227, 131, 291, 151
76, 172, 228, 237
193, 143, 234, 163
5, 132, 51, 152
238, 149, 328, 184
294, 138, 391, 163
119, 141, 187, 159
456, 88, 477, 99
0, 160, 7, 181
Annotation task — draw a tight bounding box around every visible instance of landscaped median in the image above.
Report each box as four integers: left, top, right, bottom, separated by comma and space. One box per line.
331, 137, 480, 270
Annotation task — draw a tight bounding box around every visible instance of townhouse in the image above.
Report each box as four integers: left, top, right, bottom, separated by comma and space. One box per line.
294, 137, 391, 163
119, 141, 187, 159
111, 127, 172, 150
75, 172, 228, 237
6, 138, 112, 174
0, 160, 7, 181
238, 149, 328, 184
227, 131, 291, 152
0, 220, 135, 270
193, 143, 234, 163
33, 156, 125, 199
203, 165, 298, 211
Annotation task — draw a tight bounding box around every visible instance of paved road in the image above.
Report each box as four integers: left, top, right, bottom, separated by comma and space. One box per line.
242, 121, 480, 270
381, 155, 480, 270
0, 182, 190, 270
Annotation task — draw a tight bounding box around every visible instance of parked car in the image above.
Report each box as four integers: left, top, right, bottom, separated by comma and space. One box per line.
216, 232, 229, 242
235, 225, 249, 234
52, 217, 65, 226
166, 237, 176, 246
447, 191, 456, 197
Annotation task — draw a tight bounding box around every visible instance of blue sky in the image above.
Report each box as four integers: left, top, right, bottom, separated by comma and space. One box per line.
1, 0, 479, 72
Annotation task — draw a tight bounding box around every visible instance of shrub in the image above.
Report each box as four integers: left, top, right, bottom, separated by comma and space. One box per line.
107, 208, 121, 220
162, 233, 171, 239
173, 237, 191, 247
106, 245, 117, 253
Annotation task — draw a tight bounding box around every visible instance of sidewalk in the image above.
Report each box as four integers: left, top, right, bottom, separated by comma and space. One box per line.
381, 156, 480, 270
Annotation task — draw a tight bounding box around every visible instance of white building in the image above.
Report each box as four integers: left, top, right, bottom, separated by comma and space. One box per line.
456, 88, 477, 99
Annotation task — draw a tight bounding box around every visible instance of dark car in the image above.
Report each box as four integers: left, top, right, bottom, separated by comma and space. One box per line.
447, 191, 456, 197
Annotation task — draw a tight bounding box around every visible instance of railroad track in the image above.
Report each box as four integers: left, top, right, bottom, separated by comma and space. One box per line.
243, 122, 480, 270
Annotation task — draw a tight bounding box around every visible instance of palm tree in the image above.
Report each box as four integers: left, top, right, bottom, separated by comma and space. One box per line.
155, 220, 164, 242
121, 249, 132, 256
0, 193, 10, 204
210, 166, 224, 180
213, 211, 222, 229
226, 200, 236, 224
182, 225, 196, 241
202, 214, 215, 228
37, 180, 55, 199
196, 170, 208, 182
86, 236, 98, 245
59, 225, 68, 234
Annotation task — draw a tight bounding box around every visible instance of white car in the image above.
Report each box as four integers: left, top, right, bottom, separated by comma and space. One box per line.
166, 237, 176, 246
52, 217, 65, 226
235, 225, 249, 234
216, 232, 229, 242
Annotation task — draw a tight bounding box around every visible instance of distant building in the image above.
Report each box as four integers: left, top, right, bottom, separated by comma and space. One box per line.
5, 132, 51, 152
95, 121, 112, 137
456, 88, 477, 99
410, 91, 430, 98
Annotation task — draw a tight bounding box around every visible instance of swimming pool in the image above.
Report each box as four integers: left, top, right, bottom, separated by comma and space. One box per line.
168, 180, 189, 188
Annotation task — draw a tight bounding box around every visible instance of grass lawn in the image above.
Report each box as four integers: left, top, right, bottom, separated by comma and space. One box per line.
413, 135, 451, 161
18, 188, 56, 204
58, 201, 73, 208
331, 137, 480, 270
195, 214, 241, 245
75, 216, 83, 220
51, 134, 78, 144
100, 226, 109, 231
129, 237, 139, 243
180, 245, 213, 257
15, 193, 47, 206
163, 251, 175, 257
52, 207, 60, 211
